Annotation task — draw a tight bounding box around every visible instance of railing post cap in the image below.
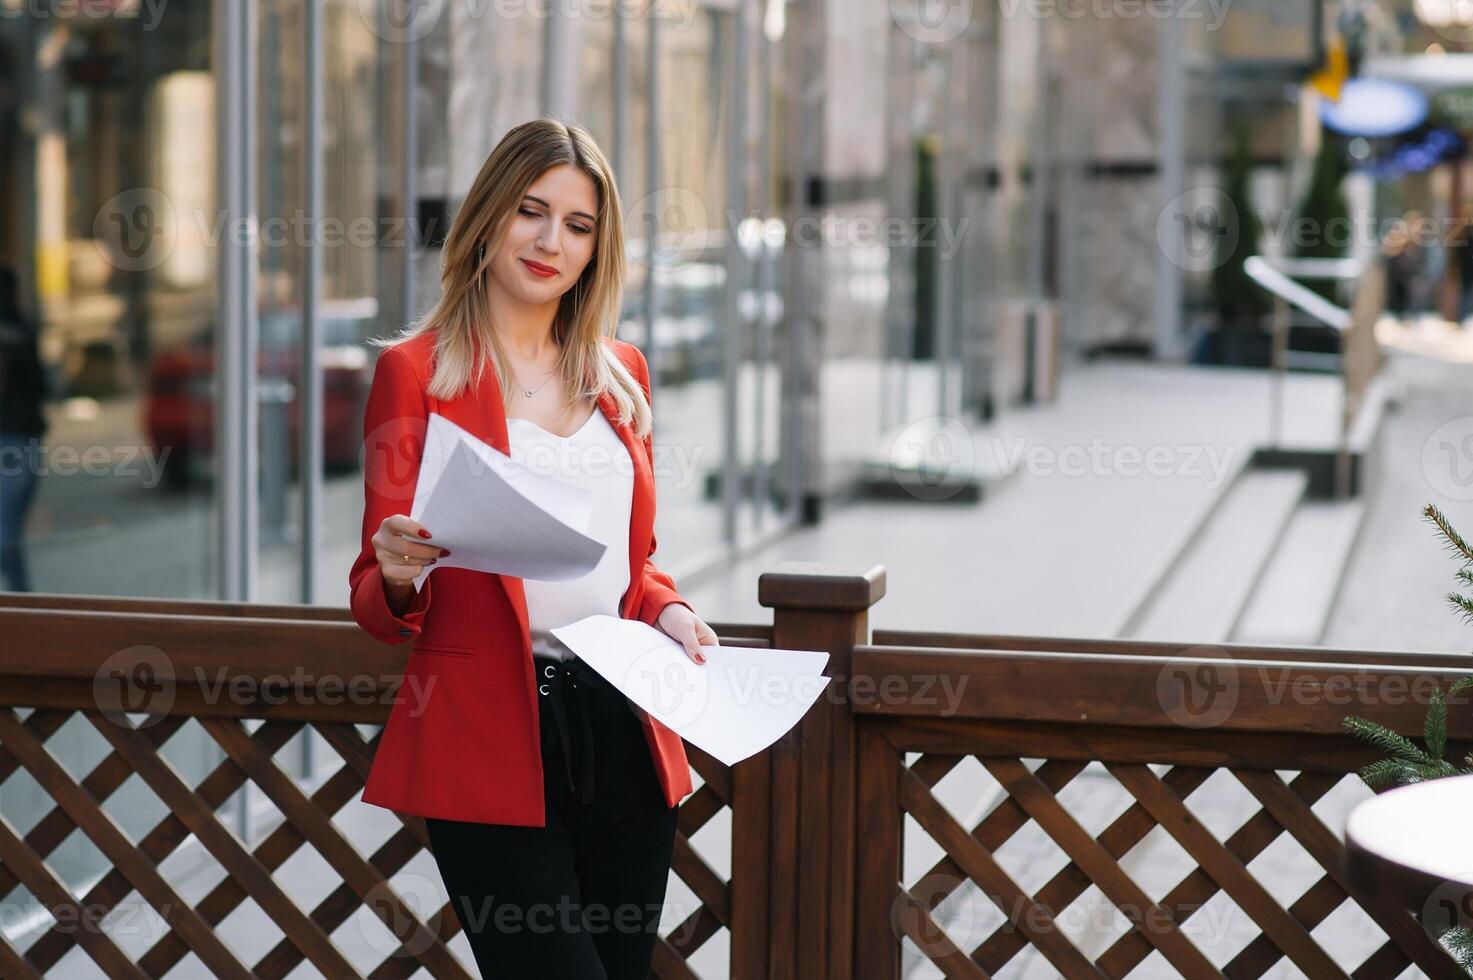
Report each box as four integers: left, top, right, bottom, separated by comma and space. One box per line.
757, 563, 886, 611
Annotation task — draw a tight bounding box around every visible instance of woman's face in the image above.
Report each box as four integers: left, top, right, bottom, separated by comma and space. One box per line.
486, 163, 599, 309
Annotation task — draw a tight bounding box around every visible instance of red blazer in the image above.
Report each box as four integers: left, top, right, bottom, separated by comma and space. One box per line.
349, 329, 696, 826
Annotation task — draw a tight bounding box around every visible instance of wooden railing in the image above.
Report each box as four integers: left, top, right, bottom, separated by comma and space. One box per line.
2, 566, 1471, 978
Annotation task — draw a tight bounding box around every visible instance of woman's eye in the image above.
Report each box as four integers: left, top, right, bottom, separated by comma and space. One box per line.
572, 225, 593, 235
518, 207, 539, 218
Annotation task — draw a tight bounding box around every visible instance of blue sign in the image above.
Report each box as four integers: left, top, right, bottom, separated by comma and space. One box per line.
1320, 78, 1430, 137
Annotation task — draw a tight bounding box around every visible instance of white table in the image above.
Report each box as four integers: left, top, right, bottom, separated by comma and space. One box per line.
1345, 772, 1473, 938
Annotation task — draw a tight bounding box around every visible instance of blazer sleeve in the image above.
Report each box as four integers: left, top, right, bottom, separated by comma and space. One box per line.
628, 344, 696, 627
348, 344, 436, 644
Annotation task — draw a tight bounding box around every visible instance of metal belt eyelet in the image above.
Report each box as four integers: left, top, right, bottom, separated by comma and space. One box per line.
538, 683, 549, 695
544, 664, 557, 678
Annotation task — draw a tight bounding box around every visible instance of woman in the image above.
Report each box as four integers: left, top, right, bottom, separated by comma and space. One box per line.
0, 265, 47, 592
347, 117, 720, 979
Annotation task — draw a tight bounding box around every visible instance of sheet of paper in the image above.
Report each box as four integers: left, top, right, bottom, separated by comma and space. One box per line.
406, 412, 607, 591
551, 614, 832, 767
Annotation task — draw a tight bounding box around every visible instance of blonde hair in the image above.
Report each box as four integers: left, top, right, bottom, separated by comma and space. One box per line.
372, 117, 651, 439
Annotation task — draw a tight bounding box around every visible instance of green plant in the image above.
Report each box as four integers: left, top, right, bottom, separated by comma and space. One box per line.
1291, 133, 1352, 303
1343, 503, 1473, 971
1211, 119, 1269, 331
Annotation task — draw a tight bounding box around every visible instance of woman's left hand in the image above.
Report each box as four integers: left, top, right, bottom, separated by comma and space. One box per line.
656, 603, 719, 665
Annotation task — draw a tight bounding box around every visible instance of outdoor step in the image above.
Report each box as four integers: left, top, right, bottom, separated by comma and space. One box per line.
1119, 469, 1309, 644
1231, 498, 1368, 647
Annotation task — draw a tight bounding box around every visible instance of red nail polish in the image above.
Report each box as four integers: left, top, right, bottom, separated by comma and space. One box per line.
695, 653, 706, 664
418, 529, 432, 538
440, 549, 451, 557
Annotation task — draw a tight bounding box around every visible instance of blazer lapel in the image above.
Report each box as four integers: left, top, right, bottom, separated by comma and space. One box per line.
447, 343, 655, 653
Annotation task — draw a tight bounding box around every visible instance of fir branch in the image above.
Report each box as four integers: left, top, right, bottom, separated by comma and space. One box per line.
1343, 715, 1442, 767
1426, 503, 1473, 566
1427, 689, 1448, 762
1448, 592, 1473, 627
1457, 567, 1473, 590
1356, 758, 1413, 791
1442, 924, 1473, 973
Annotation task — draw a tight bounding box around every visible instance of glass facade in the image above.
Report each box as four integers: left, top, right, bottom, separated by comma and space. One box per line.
0, 1, 1020, 603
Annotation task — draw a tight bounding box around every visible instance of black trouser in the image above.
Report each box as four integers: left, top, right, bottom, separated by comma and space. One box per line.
425, 655, 680, 979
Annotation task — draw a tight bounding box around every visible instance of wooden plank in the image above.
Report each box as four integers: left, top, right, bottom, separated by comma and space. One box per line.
922, 760, 1087, 927
199, 716, 471, 979
868, 716, 1418, 773
892, 886, 992, 980
253, 823, 439, 980
49, 721, 299, 977
0, 812, 145, 980
1234, 768, 1464, 978
984, 759, 1222, 978
869, 630, 1473, 671
852, 647, 1473, 739
899, 766, 1106, 979
79, 710, 358, 978
730, 744, 772, 979
669, 833, 732, 926
855, 724, 903, 980
1108, 763, 1346, 979
0, 708, 258, 980
1098, 772, 1339, 978
978, 765, 1212, 976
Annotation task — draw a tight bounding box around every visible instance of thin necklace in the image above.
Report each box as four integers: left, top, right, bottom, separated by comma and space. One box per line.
509, 362, 555, 398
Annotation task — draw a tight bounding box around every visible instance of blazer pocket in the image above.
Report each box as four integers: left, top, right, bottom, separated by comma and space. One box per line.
410, 643, 475, 658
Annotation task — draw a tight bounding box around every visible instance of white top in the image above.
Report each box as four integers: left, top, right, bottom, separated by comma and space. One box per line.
506, 408, 633, 662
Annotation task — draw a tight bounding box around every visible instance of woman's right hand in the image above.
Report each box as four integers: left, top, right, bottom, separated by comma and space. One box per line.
373, 514, 450, 588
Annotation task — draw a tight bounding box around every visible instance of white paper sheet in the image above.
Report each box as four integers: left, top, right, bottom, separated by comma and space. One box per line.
406, 412, 607, 591
551, 614, 832, 767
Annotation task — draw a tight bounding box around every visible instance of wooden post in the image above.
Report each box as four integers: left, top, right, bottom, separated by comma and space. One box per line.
741, 562, 886, 980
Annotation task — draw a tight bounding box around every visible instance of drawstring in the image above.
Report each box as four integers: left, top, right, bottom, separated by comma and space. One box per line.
535, 655, 597, 806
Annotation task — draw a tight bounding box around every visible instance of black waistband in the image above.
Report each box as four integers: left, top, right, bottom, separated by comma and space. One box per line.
533, 654, 628, 806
